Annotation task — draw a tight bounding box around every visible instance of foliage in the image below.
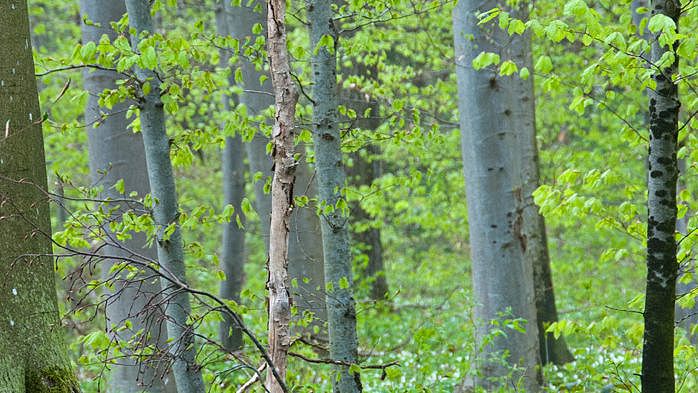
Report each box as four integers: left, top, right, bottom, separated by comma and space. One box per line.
20, 0, 698, 391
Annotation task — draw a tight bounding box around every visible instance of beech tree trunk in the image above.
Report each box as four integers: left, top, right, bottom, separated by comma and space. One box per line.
508, 4, 573, 366
642, 1, 680, 392
80, 1, 173, 391
288, 154, 328, 335
308, 1, 362, 391
342, 63, 388, 302
215, 0, 247, 352
264, 0, 298, 389
453, 0, 541, 390
0, 2, 80, 391
123, 2, 205, 393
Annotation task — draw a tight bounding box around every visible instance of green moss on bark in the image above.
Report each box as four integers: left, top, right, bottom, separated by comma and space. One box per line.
25, 368, 80, 393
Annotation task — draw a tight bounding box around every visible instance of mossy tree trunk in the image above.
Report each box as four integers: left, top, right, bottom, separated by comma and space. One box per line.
0, 1, 80, 392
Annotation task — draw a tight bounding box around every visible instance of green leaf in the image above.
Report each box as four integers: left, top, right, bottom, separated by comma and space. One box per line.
141, 46, 157, 69
648, 14, 676, 34
507, 19, 525, 35
499, 60, 518, 76
471, 52, 500, 70
535, 55, 553, 74
477, 8, 501, 25
563, 0, 588, 17
349, 363, 361, 375
80, 41, 97, 61
113, 178, 125, 194
519, 67, 530, 80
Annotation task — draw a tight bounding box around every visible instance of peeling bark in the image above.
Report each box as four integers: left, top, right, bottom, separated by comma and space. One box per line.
265, 0, 298, 390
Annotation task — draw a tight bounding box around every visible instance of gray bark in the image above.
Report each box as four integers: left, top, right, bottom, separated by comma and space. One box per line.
224, 0, 327, 333
342, 81, 388, 302
453, 1, 541, 390
123, 2, 205, 392
225, 0, 274, 247
642, 1, 680, 392
676, 160, 697, 344
508, 5, 573, 366
215, 0, 247, 352
288, 153, 328, 334
308, 1, 361, 392
0, 1, 80, 390
80, 1, 172, 392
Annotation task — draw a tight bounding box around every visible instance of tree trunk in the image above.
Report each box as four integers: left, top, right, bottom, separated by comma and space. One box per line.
642, 1, 680, 392
225, 0, 327, 335
453, 1, 541, 390
123, 2, 205, 393
215, 0, 247, 352
288, 153, 328, 336
508, 4, 573, 366
308, 1, 362, 392
264, 0, 297, 389
0, 2, 80, 391
342, 63, 388, 302
676, 159, 697, 345
80, 1, 173, 392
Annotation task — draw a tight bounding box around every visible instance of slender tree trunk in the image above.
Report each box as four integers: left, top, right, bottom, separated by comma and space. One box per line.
308, 1, 361, 391
123, 2, 205, 393
288, 153, 328, 335
226, 0, 273, 248
342, 63, 388, 302
225, 0, 327, 334
80, 1, 173, 391
264, 0, 297, 389
215, 0, 247, 352
507, 4, 573, 366
0, 2, 80, 391
676, 159, 697, 344
642, 1, 680, 392
453, 1, 541, 390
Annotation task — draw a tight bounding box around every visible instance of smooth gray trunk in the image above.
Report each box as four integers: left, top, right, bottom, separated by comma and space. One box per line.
308, 1, 361, 392
215, 0, 247, 352
225, 0, 273, 246
342, 73, 388, 302
224, 0, 327, 332
509, 5, 573, 366
0, 1, 79, 390
288, 153, 328, 334
123, 2, 205, 393
80, 2, 173, 391
453, 1, 541, 390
